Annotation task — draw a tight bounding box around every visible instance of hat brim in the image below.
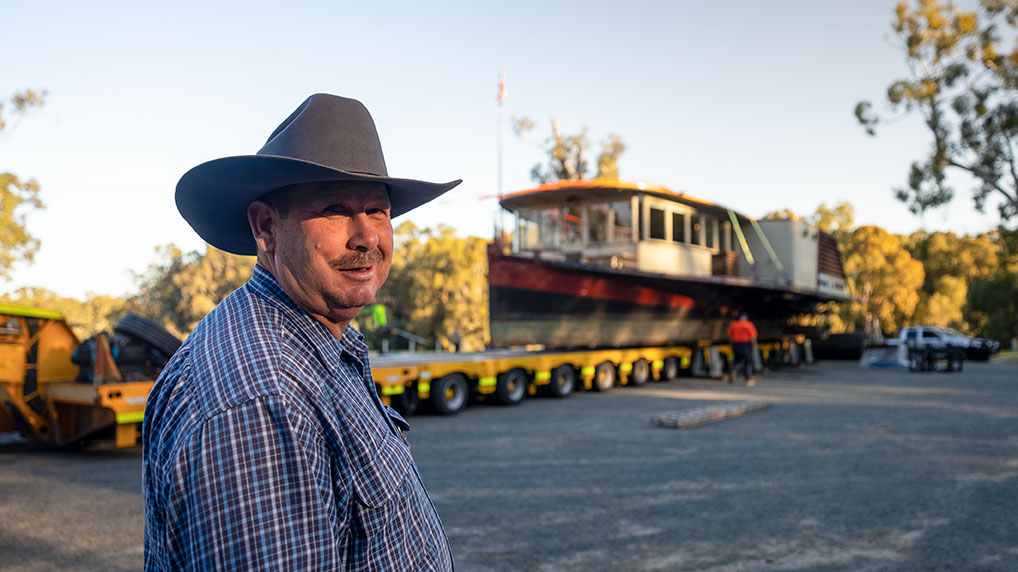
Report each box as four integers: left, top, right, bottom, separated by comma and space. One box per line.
176, 155, 462, 255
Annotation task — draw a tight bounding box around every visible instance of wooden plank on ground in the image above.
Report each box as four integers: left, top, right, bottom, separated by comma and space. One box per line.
652, 400, 772, 429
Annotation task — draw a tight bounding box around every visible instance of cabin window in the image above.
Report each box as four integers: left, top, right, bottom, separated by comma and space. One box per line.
611, 200, 633, 242
588, 201, 633, 243
648, 207, 666, 240
563, 205, 582, 248
515, 208, 561, 250
516, 210, 540, 250
538, 209, 561, 249
671, 212, 686, 243
705, 216, 716, 249
691, 214, 703, 246
588, 204, 610, 243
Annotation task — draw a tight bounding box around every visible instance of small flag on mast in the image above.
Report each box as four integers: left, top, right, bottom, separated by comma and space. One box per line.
497, 70, 507, 103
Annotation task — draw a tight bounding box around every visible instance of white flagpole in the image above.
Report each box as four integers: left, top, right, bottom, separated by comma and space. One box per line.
497, 69, 505, 243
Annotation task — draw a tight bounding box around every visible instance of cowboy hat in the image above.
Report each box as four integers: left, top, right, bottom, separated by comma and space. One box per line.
175, 93, 461, 255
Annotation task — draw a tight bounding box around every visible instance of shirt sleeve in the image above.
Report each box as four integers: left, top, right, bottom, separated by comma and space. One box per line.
161, 395, 346, 570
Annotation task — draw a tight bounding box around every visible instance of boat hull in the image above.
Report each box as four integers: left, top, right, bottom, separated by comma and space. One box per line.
488, 246, 829, 348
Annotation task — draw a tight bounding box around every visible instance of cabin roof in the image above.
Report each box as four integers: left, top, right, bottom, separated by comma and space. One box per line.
499, 178, 752, 221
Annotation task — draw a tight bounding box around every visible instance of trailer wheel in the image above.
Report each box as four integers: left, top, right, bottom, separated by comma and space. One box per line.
114, 314, 182, 358
593, 362, 616, 392
496, 368, 528, 405
629, 359, 651, 386
392, 385, 419, 417
431, 373, 469, 415
547, 365, 576, 398
661, 357, 680, 381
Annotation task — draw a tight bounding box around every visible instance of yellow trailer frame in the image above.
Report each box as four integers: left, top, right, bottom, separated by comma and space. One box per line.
370, 337, 802, 414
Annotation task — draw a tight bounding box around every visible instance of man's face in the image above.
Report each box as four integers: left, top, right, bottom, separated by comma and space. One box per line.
263, 181, 393, 330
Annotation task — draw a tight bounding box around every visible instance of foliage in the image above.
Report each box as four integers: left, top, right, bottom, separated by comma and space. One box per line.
836, 225, 926, 334
856, 0, 1018, 225
762, 202, 854, 241
814, 202, 855, 243
511, 117, 626, 183
129, 244, 255, 338
761, 209, 803, 221
965, 226, 1018, 340
0, 287, 127, 340
967, 272, 1018, 340
359, 222, 489, 352
1, 89, 47, 280
904, 230, 999, 327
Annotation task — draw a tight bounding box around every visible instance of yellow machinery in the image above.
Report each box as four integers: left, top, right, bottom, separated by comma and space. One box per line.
0, 304, 155, 448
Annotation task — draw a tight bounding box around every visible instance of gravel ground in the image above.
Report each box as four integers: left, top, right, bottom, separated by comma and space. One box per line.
1, 360, 1016, 571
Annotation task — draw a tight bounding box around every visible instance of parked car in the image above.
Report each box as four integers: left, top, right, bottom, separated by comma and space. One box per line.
890, 326, 1000, 361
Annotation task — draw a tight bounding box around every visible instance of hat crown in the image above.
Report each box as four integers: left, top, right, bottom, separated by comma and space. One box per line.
258, 94, 389, 177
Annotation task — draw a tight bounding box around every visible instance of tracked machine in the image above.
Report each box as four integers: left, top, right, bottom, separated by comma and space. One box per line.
0, 305, 179, 448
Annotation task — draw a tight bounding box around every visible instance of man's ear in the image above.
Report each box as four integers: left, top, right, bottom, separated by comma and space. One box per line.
247, 200, 278, 255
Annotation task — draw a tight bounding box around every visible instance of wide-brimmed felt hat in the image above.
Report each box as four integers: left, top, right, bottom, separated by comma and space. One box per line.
175, 93, 462, 255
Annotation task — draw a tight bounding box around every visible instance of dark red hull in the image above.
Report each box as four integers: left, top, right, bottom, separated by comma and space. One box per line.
488, 246, 832, 348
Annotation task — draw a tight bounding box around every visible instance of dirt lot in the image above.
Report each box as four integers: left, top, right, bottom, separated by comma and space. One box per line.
2, 360, 1017, 571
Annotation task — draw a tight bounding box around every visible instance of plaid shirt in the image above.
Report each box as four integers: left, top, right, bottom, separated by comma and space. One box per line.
143, 265, 452, 571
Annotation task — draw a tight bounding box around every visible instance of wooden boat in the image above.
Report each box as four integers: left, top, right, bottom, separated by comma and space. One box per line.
488, 179, 849, 348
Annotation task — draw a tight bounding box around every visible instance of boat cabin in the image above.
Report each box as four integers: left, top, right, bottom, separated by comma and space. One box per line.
499, 179, 848, 299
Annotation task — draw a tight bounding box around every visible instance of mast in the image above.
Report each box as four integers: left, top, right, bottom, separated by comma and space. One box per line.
496, 69, 506, 242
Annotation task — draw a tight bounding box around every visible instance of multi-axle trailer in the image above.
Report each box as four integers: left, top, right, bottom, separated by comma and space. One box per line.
1, 303, 814, 447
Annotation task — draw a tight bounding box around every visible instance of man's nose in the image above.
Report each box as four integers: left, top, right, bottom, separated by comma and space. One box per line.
346, 214, 380, 252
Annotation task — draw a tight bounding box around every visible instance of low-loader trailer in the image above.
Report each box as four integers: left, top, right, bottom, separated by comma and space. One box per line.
370, 337, 812, 416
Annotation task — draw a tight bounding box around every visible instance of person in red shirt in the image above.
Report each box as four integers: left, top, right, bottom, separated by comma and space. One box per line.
727, 312, 758, 384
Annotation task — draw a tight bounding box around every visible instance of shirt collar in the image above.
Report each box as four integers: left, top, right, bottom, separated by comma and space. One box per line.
248, 264, 368, 362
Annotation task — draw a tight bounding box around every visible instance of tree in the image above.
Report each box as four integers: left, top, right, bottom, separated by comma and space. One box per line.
761, 202, 854, 242
965, 226, 1018, 341
814, 202, 855, 243
511, 117, 626, 183
1, 89, 47, 280
761, 208, 803, 221
904, 230, 1000, 327
129, 244, 255, 338
967, 273, 1018, 342
361, 222, 489, 351
856, 0, 1018, 226
837, 225, 926, 334
0, 287, 127, 340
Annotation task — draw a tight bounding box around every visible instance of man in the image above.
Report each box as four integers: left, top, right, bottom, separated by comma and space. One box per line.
143, 94, 460, 570
727, 311, 758, 385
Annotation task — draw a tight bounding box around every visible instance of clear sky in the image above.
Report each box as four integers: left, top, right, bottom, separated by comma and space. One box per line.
3, 0, 1003, 299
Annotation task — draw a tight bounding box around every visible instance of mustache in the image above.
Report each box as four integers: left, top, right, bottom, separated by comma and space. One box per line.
331, 249, 383, 270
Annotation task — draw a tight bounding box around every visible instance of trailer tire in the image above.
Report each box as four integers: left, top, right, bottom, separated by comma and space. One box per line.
495, 368, 528, 405
629, 359, 650, 386
593, 362, 616, 392
431, 373, 469, 415
660, 357, 680, 381
547, 365, 576, 398
114, 314, 182, 358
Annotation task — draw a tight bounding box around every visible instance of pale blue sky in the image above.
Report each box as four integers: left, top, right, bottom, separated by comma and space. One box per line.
3, 0, 1001, 298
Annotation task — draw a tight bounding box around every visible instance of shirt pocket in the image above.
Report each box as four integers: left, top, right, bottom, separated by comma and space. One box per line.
383, 405, 411, 443
350, 426, 415, 509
